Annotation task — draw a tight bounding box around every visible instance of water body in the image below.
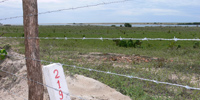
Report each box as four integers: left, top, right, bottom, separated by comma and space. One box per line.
39, 23, 199, 27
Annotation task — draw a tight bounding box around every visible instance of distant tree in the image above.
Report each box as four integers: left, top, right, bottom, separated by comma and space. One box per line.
111, 25, 116, 27
120, 25, 123, 27
124, 23, 132, 27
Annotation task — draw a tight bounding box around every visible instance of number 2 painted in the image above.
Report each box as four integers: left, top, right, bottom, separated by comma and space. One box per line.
53, 69, 60, 79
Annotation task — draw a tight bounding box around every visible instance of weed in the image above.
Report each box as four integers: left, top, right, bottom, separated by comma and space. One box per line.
0, 49, 7, 60
193, 42, 199, 48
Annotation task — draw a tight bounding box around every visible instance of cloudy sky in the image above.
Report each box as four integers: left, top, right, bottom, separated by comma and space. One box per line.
0, 0, 199, 24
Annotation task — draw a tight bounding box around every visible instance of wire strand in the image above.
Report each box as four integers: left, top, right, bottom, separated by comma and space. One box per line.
5, 54, 200, 91
1, 36, 200, 41
0, 0, 131, 21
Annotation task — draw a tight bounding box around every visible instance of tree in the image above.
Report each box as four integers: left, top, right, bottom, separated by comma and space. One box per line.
124, 23, 132, 27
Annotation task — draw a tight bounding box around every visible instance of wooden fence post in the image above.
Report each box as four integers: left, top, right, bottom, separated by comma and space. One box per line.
22, 0, 44, 100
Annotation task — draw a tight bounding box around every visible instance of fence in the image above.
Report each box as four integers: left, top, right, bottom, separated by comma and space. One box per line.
1, 36, 200, 41
1, 0, 200, 100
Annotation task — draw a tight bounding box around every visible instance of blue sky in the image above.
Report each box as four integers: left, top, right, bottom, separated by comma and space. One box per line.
0, 0, 200, 24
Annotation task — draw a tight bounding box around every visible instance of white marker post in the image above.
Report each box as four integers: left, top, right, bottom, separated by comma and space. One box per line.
43, 63, 71, 100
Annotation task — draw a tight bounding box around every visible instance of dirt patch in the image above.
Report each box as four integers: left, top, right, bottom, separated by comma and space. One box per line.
79, 52, 155, 64
0, 51, 131, 100
77, 52, 168, 68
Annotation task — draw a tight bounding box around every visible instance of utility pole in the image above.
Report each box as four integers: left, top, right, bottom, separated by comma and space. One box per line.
22, 0, 44, 100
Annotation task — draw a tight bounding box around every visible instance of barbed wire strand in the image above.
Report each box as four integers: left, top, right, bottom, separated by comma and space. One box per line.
0, 68, 86, 100
4, 54, 200, 91
0, 0, 131, 21
0, 36, 200, 41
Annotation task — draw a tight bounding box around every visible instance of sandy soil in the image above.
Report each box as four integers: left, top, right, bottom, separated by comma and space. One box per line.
0, 51, 131, 100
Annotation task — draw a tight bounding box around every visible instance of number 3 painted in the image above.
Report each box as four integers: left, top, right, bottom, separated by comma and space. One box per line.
53, 69, 60, 79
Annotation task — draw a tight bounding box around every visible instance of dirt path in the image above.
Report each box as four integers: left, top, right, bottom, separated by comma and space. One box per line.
0, 51, 131, 100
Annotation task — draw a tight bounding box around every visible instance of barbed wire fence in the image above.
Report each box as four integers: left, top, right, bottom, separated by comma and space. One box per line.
1, 32, 200, 98
0, 0, 135, 100
2, 54, 200, 91
1, 0, 200, 100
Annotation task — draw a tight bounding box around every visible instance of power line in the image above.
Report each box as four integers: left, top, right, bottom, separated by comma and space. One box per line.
0, 0, 131, 21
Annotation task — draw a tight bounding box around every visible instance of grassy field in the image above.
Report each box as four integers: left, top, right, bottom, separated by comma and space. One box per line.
1, 25, 200, 100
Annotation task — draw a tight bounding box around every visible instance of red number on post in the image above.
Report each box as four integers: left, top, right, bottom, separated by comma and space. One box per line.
53, 69, 60, 79
59, 90, 63, 100
54, 69, 63, 99
57, 80, 61, 89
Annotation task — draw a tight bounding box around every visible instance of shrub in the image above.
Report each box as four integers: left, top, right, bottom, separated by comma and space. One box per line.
113, 40, 120, 46
127, 40, 134, 47
0, 49, 7, 60
119, 40, 127, 48
21, 34, 24, 37
134, 40, 142, 48
124, 23, 132, 27
113, 40, 142, 48
111, 25, 116, 27
193, 42, 199, 48
168, 42, 176, 49
177, 45, 181, 49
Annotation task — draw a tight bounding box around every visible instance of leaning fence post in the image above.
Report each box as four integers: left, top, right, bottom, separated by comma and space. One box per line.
22, 0, 44, 99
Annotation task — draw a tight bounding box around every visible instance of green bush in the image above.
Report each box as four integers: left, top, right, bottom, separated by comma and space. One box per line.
127, 40, 134, 47
124, 23, 132, 27
21, 34, 24, 37
111, 25, 116, 27
119, 40, 127, 47
114, 40, 142, 48
0, 49, 7, 60
193, 42, 199, 48
168, 41, 176, 49
134, 40, 142, 48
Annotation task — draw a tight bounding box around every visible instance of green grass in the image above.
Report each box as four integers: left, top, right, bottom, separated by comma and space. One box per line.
1, 25, 200, 100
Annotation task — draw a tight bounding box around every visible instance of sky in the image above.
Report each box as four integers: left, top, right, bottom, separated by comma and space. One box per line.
0, 0, 200, 24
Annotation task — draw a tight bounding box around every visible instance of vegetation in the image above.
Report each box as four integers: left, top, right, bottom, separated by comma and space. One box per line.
0, 49, 7, 60
1, 25, 200, 100
113, 40, 142, 48
124, 23, 132, 27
